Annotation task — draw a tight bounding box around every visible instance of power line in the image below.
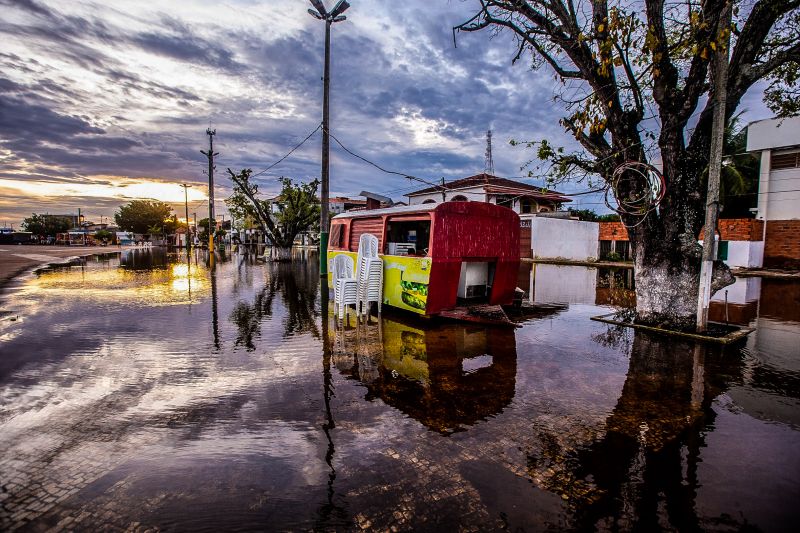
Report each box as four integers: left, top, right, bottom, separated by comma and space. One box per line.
250, 123, 323, 178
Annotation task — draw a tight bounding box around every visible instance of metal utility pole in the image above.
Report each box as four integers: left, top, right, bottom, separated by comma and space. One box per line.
201, 129, 218, 253
193, 212, 197, 243
180, 184, 192, 248
697, 2, 732, 332
309, 0, 350, 276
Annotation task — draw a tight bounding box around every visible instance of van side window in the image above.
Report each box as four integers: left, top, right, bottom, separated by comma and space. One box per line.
330, 223, 344, 249
385, 217, 431, 256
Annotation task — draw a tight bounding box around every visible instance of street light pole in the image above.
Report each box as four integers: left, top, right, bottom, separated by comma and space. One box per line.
696, 2, 732, 332
180, 183, 192, 249
201, 129, 218, 254
309, 0, 350, 277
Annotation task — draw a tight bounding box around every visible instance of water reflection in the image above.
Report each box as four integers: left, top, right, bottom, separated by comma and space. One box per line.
329, 314, 517, 435
229, 260, 320, 350
0, 251, 797, 531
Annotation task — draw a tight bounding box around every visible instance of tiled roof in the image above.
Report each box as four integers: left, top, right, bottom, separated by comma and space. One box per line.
406, 173, 569, 201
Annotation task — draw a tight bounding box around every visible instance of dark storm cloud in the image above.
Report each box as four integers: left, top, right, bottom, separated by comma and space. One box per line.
0, 0, 591, 224
129, 15, 244, 73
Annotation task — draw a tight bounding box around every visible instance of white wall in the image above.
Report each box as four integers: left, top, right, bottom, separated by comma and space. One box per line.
698, 238, 764, 268
408, 187, 486, 205
766, 166, 800, 220
727, 240, 764, 268
711, 277, 761, 304
531, 264, 597, 305
747, 116, 800, 152
531, 217, 599, 261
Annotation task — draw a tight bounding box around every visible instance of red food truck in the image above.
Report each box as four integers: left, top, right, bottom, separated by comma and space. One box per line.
327, 202, 520, 319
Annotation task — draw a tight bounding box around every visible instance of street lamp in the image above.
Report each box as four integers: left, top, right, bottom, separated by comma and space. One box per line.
308, 0, 350, 276
180, 183, 192, 249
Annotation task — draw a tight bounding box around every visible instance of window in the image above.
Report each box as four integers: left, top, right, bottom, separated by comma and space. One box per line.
771, 151, 800, 170
520, 198, 534, 214
385, 217, 431, 256
329, 223, 344, 249
422, 199, 437, 204
451, 195, 468, 202
495, 194, 513, 209
599, 240, 612, 258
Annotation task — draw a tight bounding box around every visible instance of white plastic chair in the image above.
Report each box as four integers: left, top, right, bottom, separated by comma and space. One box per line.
354, 234, 383, 319
332, 254, 357, 321
358, 256, 384, 319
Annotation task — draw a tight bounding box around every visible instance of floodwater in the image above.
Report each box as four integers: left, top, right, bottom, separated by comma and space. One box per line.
0, 249, 798, 531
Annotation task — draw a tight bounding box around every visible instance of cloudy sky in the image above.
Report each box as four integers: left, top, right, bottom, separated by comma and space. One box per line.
0, 0, 774, 227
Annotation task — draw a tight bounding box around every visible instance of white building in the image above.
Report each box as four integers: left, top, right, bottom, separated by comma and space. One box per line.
406, 173, 571, 214
748, 116, 800, 221
746, 116, 800, 268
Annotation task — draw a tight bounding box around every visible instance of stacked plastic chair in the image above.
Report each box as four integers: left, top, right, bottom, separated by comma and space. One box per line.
355, 233, 383, 320
332, 253, 358, 321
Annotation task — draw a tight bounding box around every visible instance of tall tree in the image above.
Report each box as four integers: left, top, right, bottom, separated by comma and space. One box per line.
226, 169, 320, 261
114, 200, 173, 236
457, 0, 799, 329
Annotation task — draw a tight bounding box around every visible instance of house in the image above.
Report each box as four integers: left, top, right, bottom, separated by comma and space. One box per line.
747, 116, 800, 268
405, 173, 571, 214
329, 196, 367, 214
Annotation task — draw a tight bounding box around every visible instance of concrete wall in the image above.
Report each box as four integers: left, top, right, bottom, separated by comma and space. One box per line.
531, 264, 597, 305
531, 217, 599, 261
727, 240, 764, 268
711, 276, 761, 304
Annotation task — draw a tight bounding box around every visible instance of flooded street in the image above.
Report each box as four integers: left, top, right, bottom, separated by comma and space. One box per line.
1, 249, 799, 531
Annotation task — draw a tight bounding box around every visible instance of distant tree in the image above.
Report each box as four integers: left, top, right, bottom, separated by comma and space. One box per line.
226, 168, 320, 261
197, 217, 210, 240
114, 200, 172, 235
94, 229, 114, 243
21, 214, 71, 236
570, 209, 602, 221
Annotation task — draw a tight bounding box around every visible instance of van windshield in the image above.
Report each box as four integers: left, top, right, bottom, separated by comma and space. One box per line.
385, 218, 430, 256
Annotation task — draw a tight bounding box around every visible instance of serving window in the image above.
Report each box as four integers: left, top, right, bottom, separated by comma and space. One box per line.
384, 216, 431, 256
329, 222, 345, 249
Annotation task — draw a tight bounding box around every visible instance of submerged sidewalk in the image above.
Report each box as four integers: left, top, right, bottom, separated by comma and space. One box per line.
0, 245, 128, 289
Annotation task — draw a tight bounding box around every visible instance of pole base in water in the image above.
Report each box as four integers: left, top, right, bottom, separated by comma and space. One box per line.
319, 231, 328, 276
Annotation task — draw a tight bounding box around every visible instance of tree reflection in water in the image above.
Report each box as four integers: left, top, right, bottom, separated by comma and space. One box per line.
527, 331, 748, 530
230, 259, 320, 350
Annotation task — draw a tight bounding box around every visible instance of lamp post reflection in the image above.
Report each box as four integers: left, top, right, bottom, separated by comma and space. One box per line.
210, 257, 220, 350
316, 276, 349, 527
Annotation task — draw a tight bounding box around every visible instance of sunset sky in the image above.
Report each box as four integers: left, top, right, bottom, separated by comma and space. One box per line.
0, 0, 774, 227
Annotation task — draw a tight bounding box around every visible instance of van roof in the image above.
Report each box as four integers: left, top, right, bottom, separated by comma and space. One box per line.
331, 203, 438, 220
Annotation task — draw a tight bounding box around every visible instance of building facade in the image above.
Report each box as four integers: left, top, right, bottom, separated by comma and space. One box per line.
406, 174, 570, 214
747, 116, 800, 268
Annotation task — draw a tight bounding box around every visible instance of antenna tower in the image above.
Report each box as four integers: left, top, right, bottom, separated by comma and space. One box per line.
484, 129, 495, 178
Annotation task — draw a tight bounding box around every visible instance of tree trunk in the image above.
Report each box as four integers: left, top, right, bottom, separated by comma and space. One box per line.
266, 246, 293, 262
627, 140, 734, 331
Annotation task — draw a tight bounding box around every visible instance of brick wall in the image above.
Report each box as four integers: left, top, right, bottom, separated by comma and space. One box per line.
764, 220, 800, 268
699, 219, 764, 241
598, 222, 629, 241
601, 219, 765, 242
